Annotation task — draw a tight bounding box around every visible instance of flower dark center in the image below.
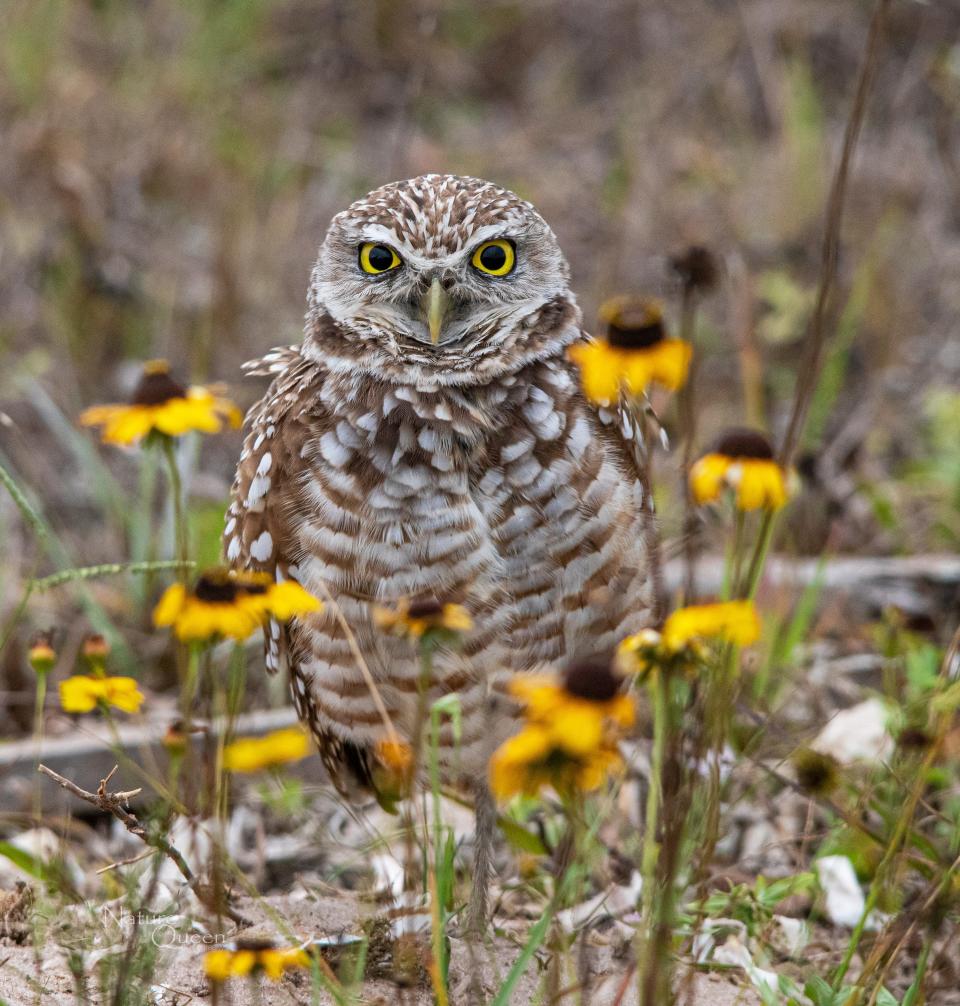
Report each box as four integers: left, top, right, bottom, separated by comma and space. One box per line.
406, 598, 445, 619
563, 659, 622, 702
713, 427, 775, 460
193, 572, 267, 603
605, 304, 666, 349
131, 365, 187, 407
234, 936, 277, 952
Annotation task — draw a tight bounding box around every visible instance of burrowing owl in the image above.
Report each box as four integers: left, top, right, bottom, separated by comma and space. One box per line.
224, 174, 649, 797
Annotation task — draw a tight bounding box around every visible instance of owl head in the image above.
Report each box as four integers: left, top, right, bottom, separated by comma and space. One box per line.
304, 174, 580, 386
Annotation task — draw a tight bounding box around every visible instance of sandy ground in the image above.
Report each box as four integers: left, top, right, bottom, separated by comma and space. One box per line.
0, 888, 761, 1005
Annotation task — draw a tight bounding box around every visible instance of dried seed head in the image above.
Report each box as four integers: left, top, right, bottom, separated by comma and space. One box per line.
162, 719, 188, 754
792, 747, 840, 795
81, 633, 110, 660
28, 630, 57, 675
670, 245, 719, 292
563, 659, 622, 702
896, 726, 933, 751
713, 427, 775, 460
131, 360, 187, 406
599, 296, 667, 349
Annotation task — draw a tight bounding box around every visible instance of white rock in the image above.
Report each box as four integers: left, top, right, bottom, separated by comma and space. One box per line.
812, 697, 892, 765
556, 871, 643, 932
771, 914, 809, 957
816, 855, 865, 927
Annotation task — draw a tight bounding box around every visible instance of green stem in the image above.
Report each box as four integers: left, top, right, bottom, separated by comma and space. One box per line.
831, 742, 937, 989
900, 936, 932, 1006
720, 508, 744, 601
743, 510, 778, 601
161, 436, 189, 578
32, 672, 47, 822
639, 670, 669, 1003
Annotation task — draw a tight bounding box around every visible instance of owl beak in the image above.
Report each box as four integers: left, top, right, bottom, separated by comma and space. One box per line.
424, 276, 450, 345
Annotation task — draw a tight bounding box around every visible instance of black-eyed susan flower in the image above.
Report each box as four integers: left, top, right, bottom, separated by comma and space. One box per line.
204, 939, 309, 982
223, 726, 311, 772
80, 359, 241, 447
59, 675, 145, 714
618, 601, 761, 676
509, 661, 635, 755
690, 428, 791, 512
489, 659, 634, 800
568, 296, 692, 406
153, 568, 321, 643
27, 631, 56, 677
373, 597, 472, 641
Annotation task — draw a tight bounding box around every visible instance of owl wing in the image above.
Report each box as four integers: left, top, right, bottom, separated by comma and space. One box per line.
223, 347, 378, 796
223, 345, 321, 674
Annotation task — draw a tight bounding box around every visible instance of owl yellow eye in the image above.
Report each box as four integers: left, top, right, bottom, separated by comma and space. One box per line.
471, 239, 515, 277
359, 243, 402, 274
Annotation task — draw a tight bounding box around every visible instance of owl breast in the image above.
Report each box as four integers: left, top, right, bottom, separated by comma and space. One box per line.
262, 359, 645, 777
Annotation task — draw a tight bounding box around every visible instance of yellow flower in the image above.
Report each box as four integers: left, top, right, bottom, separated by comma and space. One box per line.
153, 568, 321, 642
223, 726, 311, 772
490, 659, 634, 800
568, 297, 691, 406
80, 359, 242, 446
615, 628, 666, 679
373, 597, 473, 640
59, 675, 145, 714
689, 428, 790, 512
204, 942, 309, 982
661, 601, 760, 651
490, 723, 624, 800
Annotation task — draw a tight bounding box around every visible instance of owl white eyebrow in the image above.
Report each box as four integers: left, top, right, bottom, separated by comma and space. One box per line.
463, 224, 514, 249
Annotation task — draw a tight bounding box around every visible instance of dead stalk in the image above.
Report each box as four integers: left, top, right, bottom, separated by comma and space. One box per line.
778, 0, 891, 468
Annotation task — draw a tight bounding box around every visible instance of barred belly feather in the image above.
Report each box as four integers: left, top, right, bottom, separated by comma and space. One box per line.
225, 339, 649, 794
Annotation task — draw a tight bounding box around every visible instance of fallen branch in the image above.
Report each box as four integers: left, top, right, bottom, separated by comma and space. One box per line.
37, 763, 250, 926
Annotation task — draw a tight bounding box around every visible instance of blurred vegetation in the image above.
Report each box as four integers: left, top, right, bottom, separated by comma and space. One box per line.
1, 0, 959, 596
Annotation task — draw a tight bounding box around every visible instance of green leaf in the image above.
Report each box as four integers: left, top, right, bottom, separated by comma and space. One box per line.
491, 899, 554, 1006
803, 976, 839, 1006
497, 816, 548, 856
0, 840, 50, 881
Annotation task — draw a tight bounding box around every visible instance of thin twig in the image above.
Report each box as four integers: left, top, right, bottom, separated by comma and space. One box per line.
778, 0, 891, 468
623, 399, 668, 624
37, 763, 250, 926
311, 578, 399, 741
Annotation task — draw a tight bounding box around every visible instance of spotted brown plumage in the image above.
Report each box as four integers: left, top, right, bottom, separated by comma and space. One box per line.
224, 174, 651, 798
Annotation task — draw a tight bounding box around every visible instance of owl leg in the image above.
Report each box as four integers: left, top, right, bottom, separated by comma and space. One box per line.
466, 780, 496, 936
